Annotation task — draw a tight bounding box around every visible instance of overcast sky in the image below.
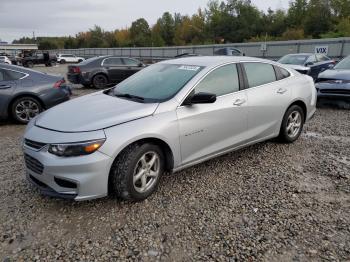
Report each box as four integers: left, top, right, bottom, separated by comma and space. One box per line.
0, 0, 289, 43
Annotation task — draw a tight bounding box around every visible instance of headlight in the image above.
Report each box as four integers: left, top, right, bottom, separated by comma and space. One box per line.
48, 139, 106, 157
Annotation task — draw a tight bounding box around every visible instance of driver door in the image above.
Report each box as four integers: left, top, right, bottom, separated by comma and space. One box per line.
176, 63, 248, 165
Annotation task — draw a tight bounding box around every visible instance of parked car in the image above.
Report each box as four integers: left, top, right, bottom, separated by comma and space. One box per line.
315, 55, 350, 106
0, 64, 71, 124
214, 47, 245, 56
21, 52, 57, 68
57, 54, 85, 64
0, 56, 12, 64
278, 53, 335, 80
23, 56, 316, 201
67, 56, 145, 89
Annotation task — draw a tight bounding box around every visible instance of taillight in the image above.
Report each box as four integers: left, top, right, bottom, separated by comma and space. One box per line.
54, 79, 65, 88
72, 66, 81, 73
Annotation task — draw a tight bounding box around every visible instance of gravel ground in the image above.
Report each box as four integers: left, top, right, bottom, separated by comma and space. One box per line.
0, 65, 349, 261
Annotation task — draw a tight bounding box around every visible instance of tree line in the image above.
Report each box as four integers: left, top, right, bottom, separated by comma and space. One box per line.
11, 0, 350, 50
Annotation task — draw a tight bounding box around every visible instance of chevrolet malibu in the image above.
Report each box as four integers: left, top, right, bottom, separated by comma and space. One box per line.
22, 56, 316, 201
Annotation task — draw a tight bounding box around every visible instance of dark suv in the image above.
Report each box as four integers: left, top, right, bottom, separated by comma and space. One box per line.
67, 56, 145, 89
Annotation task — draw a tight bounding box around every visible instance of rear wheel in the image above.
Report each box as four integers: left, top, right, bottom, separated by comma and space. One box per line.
11, 97, 42, 124
92, 74, 108, 89
109, 143, 165, 201
60, 59, 66, 64
278, 105, 304, 143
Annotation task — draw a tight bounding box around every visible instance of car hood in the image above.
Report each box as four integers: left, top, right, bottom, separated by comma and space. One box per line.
35, 92, 159, 132
318, 69, 350, 81
284, 64, 310, 71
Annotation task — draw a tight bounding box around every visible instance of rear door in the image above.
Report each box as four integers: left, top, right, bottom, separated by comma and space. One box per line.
102, 57, 125, 83
0, 68, 19, 116
176, 63, 248, 165
122, 58, 143, 78
242, 62, 292, 141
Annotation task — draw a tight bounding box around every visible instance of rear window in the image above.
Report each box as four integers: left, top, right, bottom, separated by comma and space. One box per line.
243, 63, 277, 88
5, 69, 26, 80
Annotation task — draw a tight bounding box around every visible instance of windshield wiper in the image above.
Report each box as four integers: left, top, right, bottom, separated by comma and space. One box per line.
115, 92, 145, 101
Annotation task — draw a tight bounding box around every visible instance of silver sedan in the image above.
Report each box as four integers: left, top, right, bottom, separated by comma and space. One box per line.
22, 56, 316, 201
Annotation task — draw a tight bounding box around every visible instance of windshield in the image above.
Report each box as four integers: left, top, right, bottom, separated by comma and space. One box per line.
334, 56, 350, 69
278, 55, 308, 65
111, 63, 203, 102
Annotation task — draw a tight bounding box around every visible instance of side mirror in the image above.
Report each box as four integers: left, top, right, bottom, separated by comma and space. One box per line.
183, 92, 216, 105
305, 62, 314, 66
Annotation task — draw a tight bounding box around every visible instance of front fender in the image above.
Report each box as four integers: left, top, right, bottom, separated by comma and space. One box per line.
100, 111, 181, 169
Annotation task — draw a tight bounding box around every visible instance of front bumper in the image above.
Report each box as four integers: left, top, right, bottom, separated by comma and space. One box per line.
22, 125, 113, 201
23, 147, 113, 201
316, 83, 350, 101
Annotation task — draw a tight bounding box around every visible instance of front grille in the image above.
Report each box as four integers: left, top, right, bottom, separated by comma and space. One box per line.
320, 89, 350, 95
24, 139, 47, 150
24, 154, 44, 174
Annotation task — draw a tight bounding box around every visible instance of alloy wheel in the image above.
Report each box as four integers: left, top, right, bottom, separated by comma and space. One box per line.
15, 99, 40, 122
133, 151, 160, 193
286, 111, 302, 138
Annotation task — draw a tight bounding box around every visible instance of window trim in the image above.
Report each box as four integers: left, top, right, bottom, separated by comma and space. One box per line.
101, 57, 124, 67
178, 62, 243, 107
0, 67, 29, 81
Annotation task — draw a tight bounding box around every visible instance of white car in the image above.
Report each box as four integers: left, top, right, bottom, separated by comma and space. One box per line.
0, 56, 12, 64
57, 54, 85, 64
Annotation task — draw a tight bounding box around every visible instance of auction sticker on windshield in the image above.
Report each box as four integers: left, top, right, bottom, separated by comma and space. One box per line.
178, 65, 201, 71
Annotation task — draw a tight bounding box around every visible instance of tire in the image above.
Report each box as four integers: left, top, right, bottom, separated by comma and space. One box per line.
109, 143, 165, 201
78, 59, 83, 63
278, 105, 305, 143
92, 74, 108, 89
26, 61, 34, 68
11, 97, 42, 124
60, 59, 66, 64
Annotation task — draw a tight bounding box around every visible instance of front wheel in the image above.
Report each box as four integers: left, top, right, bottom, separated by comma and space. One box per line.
11, 97, 42, 124
278, 105, 305, 143
109, 143, 165, 201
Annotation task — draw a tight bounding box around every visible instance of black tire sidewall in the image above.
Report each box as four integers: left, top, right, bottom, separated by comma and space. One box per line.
280, 105, 304, 143
60, 60, 66, 64
92, 74, 108, 89
111, 143, 165, 201
11, 97, 42, 124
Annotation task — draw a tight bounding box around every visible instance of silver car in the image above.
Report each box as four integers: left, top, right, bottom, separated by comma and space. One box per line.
22, 56, 316, 201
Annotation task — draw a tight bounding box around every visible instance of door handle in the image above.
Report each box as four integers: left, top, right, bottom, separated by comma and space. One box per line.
233, 98, 246, 106
0, 84, 11, 89
277, 88, 287, 94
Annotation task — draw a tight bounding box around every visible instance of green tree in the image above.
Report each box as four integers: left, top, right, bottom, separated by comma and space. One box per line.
304, 0, 333, 37
287, 0, 308, 28
130, 18, 151, 47
157, 12, 176, 45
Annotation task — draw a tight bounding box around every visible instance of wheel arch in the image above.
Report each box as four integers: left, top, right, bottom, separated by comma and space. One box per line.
288, 99, 307, 122
111, 137, 174, 172
8, 93, 46, 117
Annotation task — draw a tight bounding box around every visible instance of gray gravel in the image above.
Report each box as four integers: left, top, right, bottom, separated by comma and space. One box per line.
0, 64, 349, 261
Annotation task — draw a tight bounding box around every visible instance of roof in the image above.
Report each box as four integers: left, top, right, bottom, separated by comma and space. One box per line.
160, 56, 273, 67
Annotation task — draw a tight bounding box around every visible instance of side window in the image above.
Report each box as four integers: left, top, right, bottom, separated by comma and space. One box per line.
123, 58, 139, 66
103, 58, 123, 66
277, 66, 291, 79
0, 70, 4, 81
316, 54, 329, 62
306, 55, 317, 64
243, 63, 277, 88
4, 69, 25, 80
195, 64, 240, 96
